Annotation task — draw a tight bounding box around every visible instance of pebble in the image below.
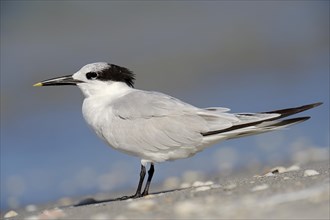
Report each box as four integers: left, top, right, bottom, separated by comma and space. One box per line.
304, 169, 320, 177
127, 199, 156, 212
270, 166, 287, 174
263, 165, 301, 176
283, 177, 290, 180
192, 181, 205, 187
194, 186, 211, 192
204, 181, 214, 185
251, 184, 269, 192
286, 165, 300, 172
180, 182, 191, 188
4, 210, 18, 218
264, 172, 275, 177
192, 181, 214, 187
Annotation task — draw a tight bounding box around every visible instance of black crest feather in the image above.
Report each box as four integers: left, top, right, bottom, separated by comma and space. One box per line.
97, 64, 135, 87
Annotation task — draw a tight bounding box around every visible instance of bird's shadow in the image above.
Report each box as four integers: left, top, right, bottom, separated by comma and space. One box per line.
72, 188, 187, 207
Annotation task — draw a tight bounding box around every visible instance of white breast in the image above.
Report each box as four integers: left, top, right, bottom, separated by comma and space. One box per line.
80, 81, 134, 145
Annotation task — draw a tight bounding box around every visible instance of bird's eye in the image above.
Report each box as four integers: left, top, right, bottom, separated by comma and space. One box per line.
86, 72, 98, 80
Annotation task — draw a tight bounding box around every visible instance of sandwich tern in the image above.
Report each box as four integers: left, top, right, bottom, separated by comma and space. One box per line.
34, 62, 322, 202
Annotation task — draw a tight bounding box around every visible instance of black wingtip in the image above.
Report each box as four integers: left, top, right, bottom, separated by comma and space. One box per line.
302, 102, 323, 109
272, 116, 311, 127
264, 102, 323, 119
311, 102, 323, 108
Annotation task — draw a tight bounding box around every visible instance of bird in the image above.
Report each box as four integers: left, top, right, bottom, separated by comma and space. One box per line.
34, 62, 322, 202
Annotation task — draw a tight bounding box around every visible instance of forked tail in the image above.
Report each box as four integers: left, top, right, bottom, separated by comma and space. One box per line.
201, 102, 322, 138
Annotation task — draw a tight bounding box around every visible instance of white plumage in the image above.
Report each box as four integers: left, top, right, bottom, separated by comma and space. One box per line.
34, 62, 322, 202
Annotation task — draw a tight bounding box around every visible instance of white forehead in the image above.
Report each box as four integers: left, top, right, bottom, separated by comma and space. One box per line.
79, 62, 109, 73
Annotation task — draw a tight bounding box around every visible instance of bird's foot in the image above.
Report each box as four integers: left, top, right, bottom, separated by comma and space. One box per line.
118, 192, 143, 200
141, 191, 149, 197
74, 193, 144, 206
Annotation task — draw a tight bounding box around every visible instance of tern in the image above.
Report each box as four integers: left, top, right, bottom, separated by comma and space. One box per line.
34, 62, 322, 202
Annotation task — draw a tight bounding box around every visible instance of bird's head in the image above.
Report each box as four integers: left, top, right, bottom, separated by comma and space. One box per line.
34, 62, 135, 97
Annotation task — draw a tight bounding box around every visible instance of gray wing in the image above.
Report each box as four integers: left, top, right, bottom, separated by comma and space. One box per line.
112, 90, 199, 119
110, 91, 237, 154
109, 90, 279, 160
111, 91, 205, 152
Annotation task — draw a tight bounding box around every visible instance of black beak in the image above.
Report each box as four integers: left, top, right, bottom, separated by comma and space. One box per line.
33, 75, 84, 87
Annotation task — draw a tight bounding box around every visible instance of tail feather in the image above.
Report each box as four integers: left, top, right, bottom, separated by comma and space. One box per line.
225, 116, 310, 139
201, 102, 322, 137
263, 102, 322, 119
264, 116, 310, 127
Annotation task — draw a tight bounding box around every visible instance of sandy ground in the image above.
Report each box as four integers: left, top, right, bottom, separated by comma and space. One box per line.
3, 160, 329, 219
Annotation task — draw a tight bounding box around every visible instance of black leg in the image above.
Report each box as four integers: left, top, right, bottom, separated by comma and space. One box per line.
75, 164, 149, 206
119, 164, 146, 200
133, 164, 146, 197
142, 163, 154, 196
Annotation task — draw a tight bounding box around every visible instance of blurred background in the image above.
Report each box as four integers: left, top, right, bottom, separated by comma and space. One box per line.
1, 1, 329, 211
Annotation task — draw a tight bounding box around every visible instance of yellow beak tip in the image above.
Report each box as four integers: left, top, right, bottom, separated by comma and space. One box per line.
33, 82, 43, 87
